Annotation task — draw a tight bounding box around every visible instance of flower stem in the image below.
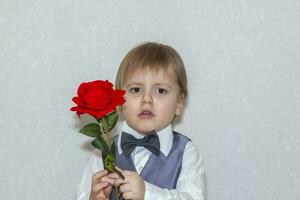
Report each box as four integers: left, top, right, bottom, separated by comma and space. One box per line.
100, 117, 111, 148
100, 116, 121, 200
116, 188, 120, 199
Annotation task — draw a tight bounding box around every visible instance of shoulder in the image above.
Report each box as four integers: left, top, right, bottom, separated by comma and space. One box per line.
172, 131, 204, 164
185, 141, 201, 156
172, 131, 203, 160
172, 131, 191, 142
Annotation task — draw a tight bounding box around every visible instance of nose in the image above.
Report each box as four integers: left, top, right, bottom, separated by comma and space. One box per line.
142, 92, 153, 105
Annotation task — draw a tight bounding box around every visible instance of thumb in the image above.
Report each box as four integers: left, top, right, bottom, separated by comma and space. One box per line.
104, 184, 112, 196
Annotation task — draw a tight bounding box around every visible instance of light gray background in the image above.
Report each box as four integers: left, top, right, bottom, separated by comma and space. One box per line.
0, 0, 299, 200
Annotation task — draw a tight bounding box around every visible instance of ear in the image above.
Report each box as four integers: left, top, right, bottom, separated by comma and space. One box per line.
175, 94, 185, 116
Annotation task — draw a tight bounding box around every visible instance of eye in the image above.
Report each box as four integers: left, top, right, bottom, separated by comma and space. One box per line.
157, 88, 168, 95
129, 87, 141, 93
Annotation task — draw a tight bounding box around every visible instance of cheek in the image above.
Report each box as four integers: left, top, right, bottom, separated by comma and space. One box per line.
121, 101, 135, 114
160, 101, 178, 114
120, 104, 129, 121
121, 103, 128, 113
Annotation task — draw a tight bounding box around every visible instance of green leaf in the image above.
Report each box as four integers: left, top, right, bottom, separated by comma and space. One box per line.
79, 123, 100, 138
91, 136, 110, 154
106, 112, 118, 132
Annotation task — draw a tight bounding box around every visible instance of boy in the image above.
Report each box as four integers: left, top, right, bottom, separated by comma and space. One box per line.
76, 42, 206, 200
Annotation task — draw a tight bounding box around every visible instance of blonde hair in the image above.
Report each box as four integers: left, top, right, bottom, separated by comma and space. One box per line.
115, 42, 188, 99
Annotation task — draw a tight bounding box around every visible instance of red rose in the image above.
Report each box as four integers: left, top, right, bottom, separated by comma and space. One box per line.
71, 80, 125, 119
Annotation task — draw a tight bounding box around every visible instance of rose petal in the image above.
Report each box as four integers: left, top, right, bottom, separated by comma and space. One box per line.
71, 80, 126, 119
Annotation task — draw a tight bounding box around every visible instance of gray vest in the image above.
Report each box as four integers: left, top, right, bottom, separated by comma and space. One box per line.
110, 131, 189, 199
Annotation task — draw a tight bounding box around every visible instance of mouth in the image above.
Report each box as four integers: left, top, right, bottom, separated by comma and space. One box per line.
138, 110, 154, 119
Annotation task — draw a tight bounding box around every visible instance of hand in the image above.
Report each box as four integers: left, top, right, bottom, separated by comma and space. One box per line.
114, 168, 145, 200
89, 170, 115, 200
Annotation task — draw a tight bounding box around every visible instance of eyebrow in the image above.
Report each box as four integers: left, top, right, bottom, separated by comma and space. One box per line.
124, 81, 172, 88
153, 82, 172, 88
124, 82, 144, 87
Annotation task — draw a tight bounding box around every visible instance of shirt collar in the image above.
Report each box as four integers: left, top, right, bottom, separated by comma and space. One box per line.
117, 121, 174, 157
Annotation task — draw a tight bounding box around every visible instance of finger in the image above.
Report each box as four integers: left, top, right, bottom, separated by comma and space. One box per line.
119, 183, 131, 193
92, 170, 108, 183
100, 175, 116, 185
118, 171, 137, 186
114, 177, 127, 187
91, 182, 108, 194
108, 172, 119, 179
104, 184, 112, 196
122, 191, 135, 200
95, 190, 107, 199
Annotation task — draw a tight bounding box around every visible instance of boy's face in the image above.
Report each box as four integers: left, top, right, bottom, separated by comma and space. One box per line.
121, 68, 184, 134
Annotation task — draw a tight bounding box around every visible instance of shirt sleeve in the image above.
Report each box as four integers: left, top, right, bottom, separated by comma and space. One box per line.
144, 141, 207, 200
76, 150, 104, 200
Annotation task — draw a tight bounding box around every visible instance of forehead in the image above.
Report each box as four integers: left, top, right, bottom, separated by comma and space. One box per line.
123, 67, 176, 83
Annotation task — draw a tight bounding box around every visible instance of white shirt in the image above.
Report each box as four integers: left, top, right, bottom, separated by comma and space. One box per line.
76, 122, 206, 200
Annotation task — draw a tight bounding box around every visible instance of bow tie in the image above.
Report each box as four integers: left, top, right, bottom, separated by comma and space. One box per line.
120, 131, 160, 157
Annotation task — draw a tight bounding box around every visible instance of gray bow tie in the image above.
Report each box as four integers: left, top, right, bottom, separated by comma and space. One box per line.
120, 131, 160, 157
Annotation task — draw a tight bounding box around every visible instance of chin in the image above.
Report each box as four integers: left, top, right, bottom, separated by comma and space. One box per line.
136, 127, 156, 134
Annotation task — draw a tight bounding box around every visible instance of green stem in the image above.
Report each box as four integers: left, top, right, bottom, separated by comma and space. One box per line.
100, 116, 119, 200
100, 117, 111, 149
102, 116, 108, 134
116, 187, 120, 200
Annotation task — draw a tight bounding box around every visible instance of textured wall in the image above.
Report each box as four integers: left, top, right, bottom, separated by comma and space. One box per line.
0, 0, 299, 199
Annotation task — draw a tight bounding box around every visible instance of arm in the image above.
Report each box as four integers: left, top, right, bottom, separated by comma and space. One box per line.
144, 142, 206, 200
76, 150, 105, 200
